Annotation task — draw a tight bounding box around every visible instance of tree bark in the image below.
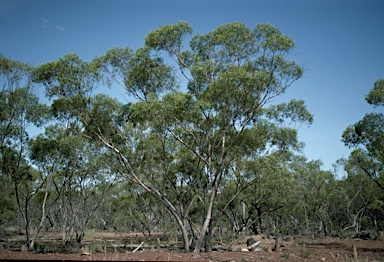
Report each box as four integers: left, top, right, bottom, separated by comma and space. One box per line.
194, 183, 217, 253
29, 187, 49, 249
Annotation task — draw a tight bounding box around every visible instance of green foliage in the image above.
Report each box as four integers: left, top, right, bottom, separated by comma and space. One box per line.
366, 79, 384, 106
368, 199, 384, 211
343, 113, 384, 160
0, 55, 52, 246
0, 54, 32, 85
8, 21, 380, 253
93, 47, 175, 101
93, 21, 310, 251
32, 53, 99, 100
0, 173, 17, 229
342, 78, 384, 193
145, 21, 192, 56
265, 99, 314, 127
360, 216, 373, 230
254, 23, 295, 53
124, 47, 176, 100
378, 221, 384, 231
338, 78, 384, 236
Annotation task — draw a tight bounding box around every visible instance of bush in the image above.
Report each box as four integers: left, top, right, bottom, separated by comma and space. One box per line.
360, 216, 373, 230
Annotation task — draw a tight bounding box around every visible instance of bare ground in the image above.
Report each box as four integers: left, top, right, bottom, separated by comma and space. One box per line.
1, 231, 383, 261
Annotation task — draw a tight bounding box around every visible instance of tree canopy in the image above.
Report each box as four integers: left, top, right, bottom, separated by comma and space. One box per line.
0, 22, 383, 253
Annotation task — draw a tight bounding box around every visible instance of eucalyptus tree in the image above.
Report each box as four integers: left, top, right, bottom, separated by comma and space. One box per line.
337, 155, 384, 235
142, 21, 311, 252
240, 153, 300, 235
29, 122, 118, 245
340, 79, 384, 235
103, 180, 173, 236
32, 49, 197, 250
0, 55, 49, 241
290, 158, 340, 236
63, 139, 118, 244
214, 151, 294, 244
342, 79, 384, 190
27, 124, 98, 247
29, 53, 119, 246
28, 126, 73, 249
0, 55, 38, 149
0, 168, 16, 235
195, 124, 307, 249
32, 21, 312, 252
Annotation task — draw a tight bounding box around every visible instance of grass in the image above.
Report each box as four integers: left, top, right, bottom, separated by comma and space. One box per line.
299, 243, 314, 258
282, 249, 291, 259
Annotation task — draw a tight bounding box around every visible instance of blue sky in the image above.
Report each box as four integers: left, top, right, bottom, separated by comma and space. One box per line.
1, 0, 383, 172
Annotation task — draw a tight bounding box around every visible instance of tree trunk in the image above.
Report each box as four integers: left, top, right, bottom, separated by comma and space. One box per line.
204, 222, 214, 252
257, 206, 263, 234
29, 189, 49, 249
194, 184, 217, 253
76, 230, 84, 243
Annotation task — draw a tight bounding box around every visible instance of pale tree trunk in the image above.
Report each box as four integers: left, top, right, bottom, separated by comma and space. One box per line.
180, 221, 190, 251
59, 205, 73, 245
204, 221, 214, 252
29, 188, 49, 249
194, 183, 217, 253
194, 136, 229, 253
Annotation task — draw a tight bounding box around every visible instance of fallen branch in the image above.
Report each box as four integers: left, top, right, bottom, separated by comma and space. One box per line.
132, 241, 144, 253
248, 241, 260, 249
353, 243, 358, 260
